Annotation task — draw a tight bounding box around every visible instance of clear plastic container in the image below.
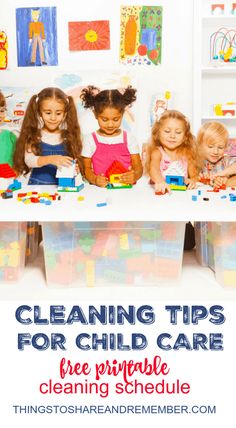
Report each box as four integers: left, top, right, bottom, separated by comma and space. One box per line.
212, 222, 236, 287
42, 221, 186, 288
0, 222, 27, 282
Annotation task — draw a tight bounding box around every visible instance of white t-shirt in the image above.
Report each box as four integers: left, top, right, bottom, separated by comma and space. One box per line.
82, 131, 140, 158
25, 131, 62, 168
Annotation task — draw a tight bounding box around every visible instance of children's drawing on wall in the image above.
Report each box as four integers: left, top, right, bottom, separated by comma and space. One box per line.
0, 31, 8, 70
120, 5, 162, 65
0, 87, 39, 131
54, 71, 137, 134
68, 20, 110, 51
16, 7, 58, 67
150, 91, 172, 125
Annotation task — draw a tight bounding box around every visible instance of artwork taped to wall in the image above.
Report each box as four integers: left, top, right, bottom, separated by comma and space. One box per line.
54, 70, 137, 134
16, 7, 58, 67
68, 21, 110, 51
0, 87, 40, 132
0, 31, 8, 70
120, 5, 162, 65
150, 91, 173, 126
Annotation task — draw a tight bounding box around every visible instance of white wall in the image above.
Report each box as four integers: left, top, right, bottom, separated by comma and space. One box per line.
0, 0, 194, 143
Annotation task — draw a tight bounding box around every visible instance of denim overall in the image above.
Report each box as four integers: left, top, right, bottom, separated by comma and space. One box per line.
28, 141, 67, 185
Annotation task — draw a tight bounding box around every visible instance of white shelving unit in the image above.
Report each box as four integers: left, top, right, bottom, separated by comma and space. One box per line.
193, 0, 236, 136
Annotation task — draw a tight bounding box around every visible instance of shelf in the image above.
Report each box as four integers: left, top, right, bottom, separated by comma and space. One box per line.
202, 66, 236, 74
0, 245, 235, 301
202, 116, 236, 120
202, 15, 236, 24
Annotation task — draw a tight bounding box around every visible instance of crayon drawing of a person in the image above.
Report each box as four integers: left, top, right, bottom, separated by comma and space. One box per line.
29, 8, 46, 65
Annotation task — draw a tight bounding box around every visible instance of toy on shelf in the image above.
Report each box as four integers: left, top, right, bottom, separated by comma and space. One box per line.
232, 3, 236, 14
210, 27, 236, 64
213, 102, 236, 117
105, 161, 132, 189
56, 160, 84, 192
211, 4, 225, 15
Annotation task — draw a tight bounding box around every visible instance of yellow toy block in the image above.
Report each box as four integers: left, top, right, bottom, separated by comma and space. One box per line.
86, 260, 95, 287
110, 173, 122, 183
8, 250, 19, 267
170, 184, 186, 191
223, 270, 236, 287
120, 233, 129, 250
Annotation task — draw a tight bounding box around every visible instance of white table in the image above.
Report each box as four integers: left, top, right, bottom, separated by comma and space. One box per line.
0, 177, 235, 222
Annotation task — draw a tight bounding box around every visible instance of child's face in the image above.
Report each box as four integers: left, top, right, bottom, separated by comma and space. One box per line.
0, 105, 6, 123
96, 107, 123, 136
40, 98, 66, 133
201, 139, 226, 164
159, 118, 185, 151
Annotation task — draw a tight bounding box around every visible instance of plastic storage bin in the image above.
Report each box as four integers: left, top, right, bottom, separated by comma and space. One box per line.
212, 222, 236, 287
25, 222, 40, 264
194, 222, 215, 271
0, 222, 27, 282
42, 221, 186, 288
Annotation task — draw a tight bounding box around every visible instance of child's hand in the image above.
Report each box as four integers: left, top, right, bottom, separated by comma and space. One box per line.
212, 176, 227, 188
120, 167, 136, 185
185, 178, 197, 190
52, 155, 73, 168
95, 174, 108, 187
155, 181, 170, 194
199, 172, 214, 185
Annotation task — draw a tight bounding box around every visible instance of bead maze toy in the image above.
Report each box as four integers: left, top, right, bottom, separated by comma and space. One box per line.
105, 161, 132, 189
210, 27, 236, 64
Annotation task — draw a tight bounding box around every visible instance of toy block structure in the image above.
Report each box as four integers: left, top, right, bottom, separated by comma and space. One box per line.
56, 161, 84, 192
166, 175, 186, 191
105, 160, 132, 189
0, 163, 16, 190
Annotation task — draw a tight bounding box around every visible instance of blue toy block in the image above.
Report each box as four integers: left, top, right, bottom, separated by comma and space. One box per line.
166, 175, 185, 186
58, 177, 75, 187
8, 179, 22, 191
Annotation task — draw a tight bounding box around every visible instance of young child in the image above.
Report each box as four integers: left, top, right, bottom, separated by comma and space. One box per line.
196, 121, 236, 188
145, 110, 197, 193
14, 87, 83, 184
80, 85, 143, 187
0, 91, 17, 167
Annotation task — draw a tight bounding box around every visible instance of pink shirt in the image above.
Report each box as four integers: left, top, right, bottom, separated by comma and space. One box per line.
91, 131, 131, 176
159, 147, 188, 178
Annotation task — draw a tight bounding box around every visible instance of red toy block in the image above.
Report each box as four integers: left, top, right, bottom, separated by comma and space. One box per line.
199, 177, 211, 185
155, 189, 168, 195
105, 161, 128, 179
0, 163, 16, 179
